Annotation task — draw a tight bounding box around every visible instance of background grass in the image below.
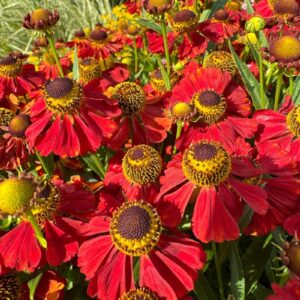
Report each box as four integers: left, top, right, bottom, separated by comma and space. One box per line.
0, 0, 122, 56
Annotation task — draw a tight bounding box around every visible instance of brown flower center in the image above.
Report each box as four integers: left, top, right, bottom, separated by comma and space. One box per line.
172, 9, 198, 33
112, 82, 145, 115
8, 114, 31, 138
0, 57, 22, 77
110, 201, 161, 256
273, 0, 299, 16
182, 140, 231, 187
122, 145, 162, 185
0, 273, 20, 299
90, 29, 108, 42
30, 8, 51, 23
193, 90, 227, 125
44, 78, 82, 114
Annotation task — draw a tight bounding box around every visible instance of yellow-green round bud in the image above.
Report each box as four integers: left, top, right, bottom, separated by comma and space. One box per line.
0, 178, 36, 215
245, 16, 266, 33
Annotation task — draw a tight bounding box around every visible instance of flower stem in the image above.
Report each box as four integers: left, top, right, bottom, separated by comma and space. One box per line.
36, 151, 51, 176
46, 33, 64, 77
259, 52, 266, 108
212, 242, 225, 300
161, 14, 171, 76
133, 38, 138, 74
289, 77, 294, 96
26, 209, 47, 249
274, 70, 284, 111
173, 121, 183, 154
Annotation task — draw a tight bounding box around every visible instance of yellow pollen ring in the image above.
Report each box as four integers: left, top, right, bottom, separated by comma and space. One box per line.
44, 81, 82, 115
122, 145, 162, 185
79, 58, 101, 83
182, 140, 231, 187
110, 201, 161, 257
30, 183, 60, 228
112, 82, 146, 116
120, 287, 159, 300
203, 51, 237, 75
287, 106, 300, 137
192, 90, 227, 125
0, 59, 22, 78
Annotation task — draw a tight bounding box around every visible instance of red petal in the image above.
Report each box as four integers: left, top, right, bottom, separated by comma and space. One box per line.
192, 187, 240, 242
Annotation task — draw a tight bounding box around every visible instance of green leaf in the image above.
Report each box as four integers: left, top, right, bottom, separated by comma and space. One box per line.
230, 243, 245, 300
199, 0, 227, 22
239, 205, 253, 232
293, 76, 300, 104
228, 41, 268, 109
137, 19, 162, 33
194, 272, 218, 300
72, 45, 79, 81
28, 272, 43, 300
242, 236, 273, 295
0, 216, 12, 230
82, 153, 105, 179
157, 56, 171, 91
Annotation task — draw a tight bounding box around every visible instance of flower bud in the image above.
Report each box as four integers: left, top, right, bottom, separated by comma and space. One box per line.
245, 16, 266, 33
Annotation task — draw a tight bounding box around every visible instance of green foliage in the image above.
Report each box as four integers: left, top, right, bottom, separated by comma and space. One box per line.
0, 0, 119, 56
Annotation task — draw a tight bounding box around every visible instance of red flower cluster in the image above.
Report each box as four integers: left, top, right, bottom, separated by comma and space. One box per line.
0, 0, 300, 299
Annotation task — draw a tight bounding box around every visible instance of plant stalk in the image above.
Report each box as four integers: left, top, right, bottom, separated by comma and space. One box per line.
26, 209, 47, 249
133, 38, 138, 74
46, 33, 64, 77
212, 242, 225, 300
274, 70, 284, 111
161, 14, 171, 76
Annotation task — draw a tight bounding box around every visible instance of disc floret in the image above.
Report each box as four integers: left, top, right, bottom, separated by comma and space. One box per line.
44, 78, 82, 115
192, 90, 227, 125
112, 82, 146, 115
182, 140, 231, 187
110, 201, 161, 256
122, 145, 162, 185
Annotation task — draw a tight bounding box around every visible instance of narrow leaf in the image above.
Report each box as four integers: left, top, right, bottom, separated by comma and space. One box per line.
242, 236, 273, 295
293, 76, 300, 104
157, 56, 171, 91
194, 272, 218, 300
230, 242, 245, 300
82, 153, 105, 179
72, 45, 79, 81
137, 19, 162, 33
245, 0, 254, 13
228, 41, 268, 109
28, 272, 43, 300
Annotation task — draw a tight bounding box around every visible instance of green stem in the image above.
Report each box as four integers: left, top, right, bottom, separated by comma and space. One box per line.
212, 242, 225, 300
259, 52, 266, 108
26, 209, 47, 249
46, 33, 64, 77
274, 70, 284, 111
133, 38, 138, 74
289, 77, 294, 96
173, 121, 183, 154
161, 15, 171, 76
36, 151, 51, 176
265, 64, 275, 87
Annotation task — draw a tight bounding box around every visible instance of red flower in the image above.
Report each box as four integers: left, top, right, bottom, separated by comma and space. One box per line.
78, 190, 206, 299
107, 82, 171, 149
284, 203, 300, 236
124, 0, 142, 14
78, 28, 123, 59
156, 139, 269, 243
104, 145, 162, 200
178, 32, 208, 59
170, 67, 256, 150
254, 96, 300, 161
25, 77, 120, 157
0, 56, 44, 97
39, 55, 71, 80
0, 178, 96, 272
198, 9, 241, 43
36, 270, 65, 300
146, 30, 176, 54
268, 278, 300, 300
228, 137, 300, 236
0, 108, 33, 170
